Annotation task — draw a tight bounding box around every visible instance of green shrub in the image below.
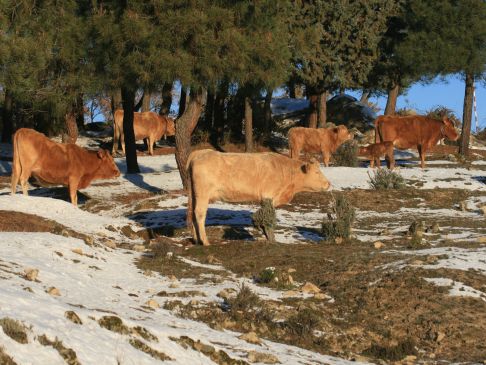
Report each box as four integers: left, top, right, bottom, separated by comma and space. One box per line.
321, 194, 355, 242
226, 284, 261, 312
257, 267, 277, 284
332, 140, 359, 167
252, 199, 277, 242
368, 169, 406, 190
285, 308, 321, 337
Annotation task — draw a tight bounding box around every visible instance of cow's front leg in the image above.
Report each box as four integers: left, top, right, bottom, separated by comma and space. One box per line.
68, 180, 79, 205
194, 200, 209, 246
417, 145, 426, 168
322, 150, 330, 167
148, 137, 154, 155
369, 158, 375, 168
121, 133, 126, 155
375, 157, 381, 169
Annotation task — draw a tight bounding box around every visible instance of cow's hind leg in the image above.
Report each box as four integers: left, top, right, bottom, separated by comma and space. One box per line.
194, 199, 210, 246
11, 165, 20, 195
68, 180, 79, 205
19, 168, 31, 196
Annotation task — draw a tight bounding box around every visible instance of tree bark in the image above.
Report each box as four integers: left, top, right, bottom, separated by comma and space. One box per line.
175, 88, 205, 189
360, 91, 370, 103
178, 85, 188, 118
111, 89, 122, 118
141, 90, 151, 112
203, 88, 215, 131
1, 89, 14, 143
75, 94, 84, 131
159, 82, 173, 116
459, 73, 474, 156
62, 110, 78, 144
263, 89, 273, 142
308, 94, 318, 128
384, 84, 400, 115
244, 96, 253, 152
134, 91, 144, 112
121, 86, 140, 173
317, 91, 328, 128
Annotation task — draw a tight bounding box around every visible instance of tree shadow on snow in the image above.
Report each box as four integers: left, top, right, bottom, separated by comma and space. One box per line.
295, 226, 323, 242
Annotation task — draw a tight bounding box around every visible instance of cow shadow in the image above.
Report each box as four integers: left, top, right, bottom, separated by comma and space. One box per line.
295, 226, 323, 242
472, 176, 486, 185
10, 185, 91, 205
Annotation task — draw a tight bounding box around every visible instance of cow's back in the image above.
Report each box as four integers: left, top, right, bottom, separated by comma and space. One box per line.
288, 127, 326, 153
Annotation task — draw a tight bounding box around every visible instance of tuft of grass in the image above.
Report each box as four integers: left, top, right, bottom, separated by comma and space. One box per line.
362, 339, 417, 361
0, 318, 28, 344
368, 169, 406, 190
0, 346, 17, 365
98, 316, 130, 335
226, 284, 261, 312
332, 140, 359, 167
129, 339, 172, 361
252, 199, 277, 242
38, 335, 81, 365
285, 308, 321, 337
321, 194, 355, 242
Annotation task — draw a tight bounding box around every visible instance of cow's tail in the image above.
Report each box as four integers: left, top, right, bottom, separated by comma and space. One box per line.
11, 130, 22, 194
186, 160, 195, 231
374, 118, 384, 143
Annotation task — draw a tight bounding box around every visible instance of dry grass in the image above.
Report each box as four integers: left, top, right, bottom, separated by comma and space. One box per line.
0, 318, 28, 344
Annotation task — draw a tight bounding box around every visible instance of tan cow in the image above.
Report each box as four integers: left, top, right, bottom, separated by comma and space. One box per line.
112, 110, 176, 156
288, 125, 353, 166
374, 115, 459, 168
186, 149, 331, 245
11, 128, 120, 205
358, 141, 395, 169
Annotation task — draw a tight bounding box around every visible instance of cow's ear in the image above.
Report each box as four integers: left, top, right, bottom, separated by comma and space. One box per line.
97, 149, 106, 160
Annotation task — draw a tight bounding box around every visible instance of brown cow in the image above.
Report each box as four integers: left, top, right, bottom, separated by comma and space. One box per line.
186, 149, 331, 245
374, 115, 459, 168
11, 128, 120, 205
358, 141, 395, 169
112, 110, 176, 156
288, 125, 353, 167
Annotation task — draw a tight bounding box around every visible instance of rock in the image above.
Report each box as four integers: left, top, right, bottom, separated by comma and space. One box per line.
314, 293, 328, 300
247, 350, 279, 364
283, 290, 300, 298
411, 260, 424, 265
47, 287, 60, 296
447, 154, 457, 162
459, 201, 468, 211
301, 282, 321, 294
222, 319, 236, 328
24, 268, 39, 281
426, 222, 440, 234
145, 299, 160, 309
478, 237, 486, 244
334, 237, 343, 244
426, 255, 439, 264
403, 355, 417, 362
71, 248, 83, 256
190, 299, 199, 306
169, 282, 179, 289
373, 241, 385, 249
104, 240, 116, 249
61, 229, 70, 237
83, 236, 94, 246
239, 331, 261, 345
132, 244, 145, 252
436, 331, 446, 343
480, 206, 486, 216
65, 311, 82, 324
143, 270, 154, 277
168, 275, 178, 282
217, 288, 236, 301
207, 254, 221, 264
287, 268, 296, 274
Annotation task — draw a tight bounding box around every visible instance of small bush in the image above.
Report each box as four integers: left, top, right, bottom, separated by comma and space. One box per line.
332, 140, 359, 167
368, 169, 406, 190
285, 308, 321, 337
426, 105, 461, 127
321, 194, 355, 242
252, 199, 276, 242
226, 284, 261, 312
257, 267, 277, 284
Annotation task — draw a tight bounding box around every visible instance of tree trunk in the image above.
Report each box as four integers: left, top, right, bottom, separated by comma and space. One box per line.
1, 89, 14, 143
244, 96, 253, 152
175, 88, 205, 189
62, 110, 78, 144
121, 86, 140, 173
360, 91, 370, 103
263, 89, 273, 142
141, 90, 151, 112
203, 88, 215, 131
213, 80, 228, 144
317, 91, 328, 128
159, 82, 173, 116
75, 94, 84, 131
459, 73, 474, 156
134, 91, 144, 112
308, 94, 318, 128
384, 84, 400, 115
111, 89, 122, 118
178, 85, 188, 118
288, 78, 296, 98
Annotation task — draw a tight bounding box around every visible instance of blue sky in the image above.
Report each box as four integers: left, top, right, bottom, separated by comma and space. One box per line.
348, 75, 486, 131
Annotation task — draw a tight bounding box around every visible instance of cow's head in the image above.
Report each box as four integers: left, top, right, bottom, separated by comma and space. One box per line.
334, 125, 353, 143
301, 158, 331, 192
166, 118, 176, 136
441, 117, 459, 141
97, 149, 121, 178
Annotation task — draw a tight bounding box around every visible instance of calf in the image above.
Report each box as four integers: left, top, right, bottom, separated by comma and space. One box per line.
288, 125, 352, 166
186, 149, 331, 245
11, 128, 120, 205
358, 141, 395, 169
